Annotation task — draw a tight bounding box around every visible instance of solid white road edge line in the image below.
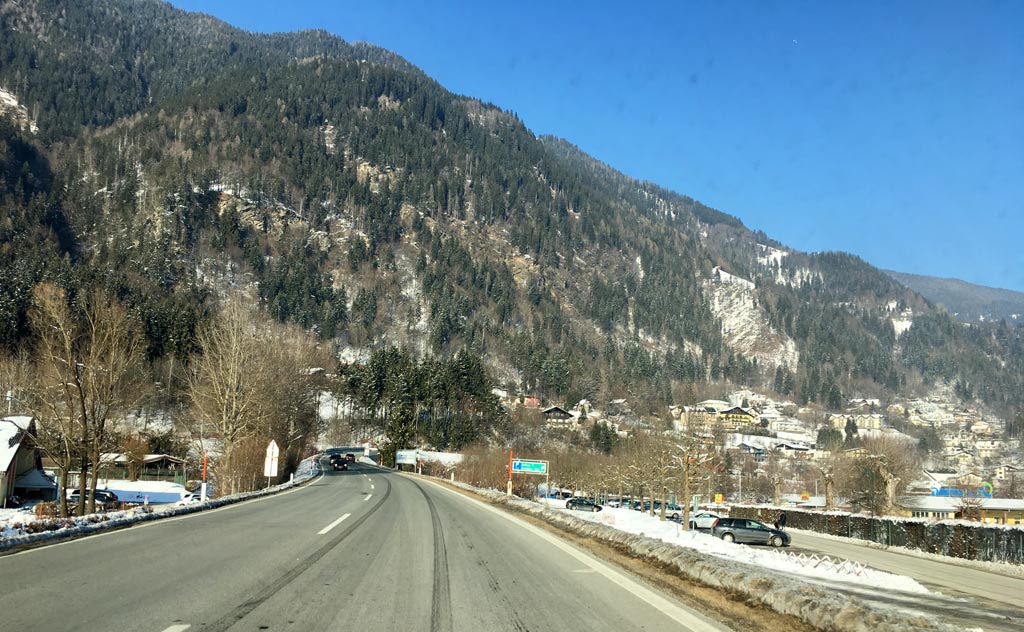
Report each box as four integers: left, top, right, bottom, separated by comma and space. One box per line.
420, 479, 731, 632
318, 512, 352, 535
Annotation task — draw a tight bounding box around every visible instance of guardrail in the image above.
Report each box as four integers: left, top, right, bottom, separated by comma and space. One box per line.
775, 551, 867, 576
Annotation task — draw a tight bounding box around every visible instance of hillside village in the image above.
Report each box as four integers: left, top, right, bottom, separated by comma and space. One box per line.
494, 388, 1024, 525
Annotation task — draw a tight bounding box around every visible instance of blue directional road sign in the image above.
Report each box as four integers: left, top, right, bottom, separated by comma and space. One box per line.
512, 459, 548, 475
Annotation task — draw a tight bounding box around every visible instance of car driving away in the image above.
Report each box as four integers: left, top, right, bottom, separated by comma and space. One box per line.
565, 497, 602, 512
711, 517, 790, 547
326, 452, 348, 470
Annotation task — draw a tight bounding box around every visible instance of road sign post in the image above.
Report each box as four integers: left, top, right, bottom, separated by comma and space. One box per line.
264, 440, 280, 488
511, 459, 551, 507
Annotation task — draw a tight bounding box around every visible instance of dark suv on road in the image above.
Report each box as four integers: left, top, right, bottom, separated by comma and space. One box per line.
711, 517, 790, 547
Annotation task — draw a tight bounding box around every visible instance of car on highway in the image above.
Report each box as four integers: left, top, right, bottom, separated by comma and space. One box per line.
711, 517, 790, 547
344, 453, 356, 462
565, 497, 602, 512
689, 511, 722, 530
332, 459, 348, 471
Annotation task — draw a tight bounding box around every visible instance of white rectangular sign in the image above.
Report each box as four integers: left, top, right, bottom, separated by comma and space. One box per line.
396, 450, 418, 465
264, 440, 280, 477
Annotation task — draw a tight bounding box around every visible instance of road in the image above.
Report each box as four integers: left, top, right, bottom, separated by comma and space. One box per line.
0, 462, 729, 632
789, 529, 1024, 630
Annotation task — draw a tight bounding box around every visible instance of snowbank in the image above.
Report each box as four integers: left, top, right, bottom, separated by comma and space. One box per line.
0, 458, 321, 550
454, 484, 961, 632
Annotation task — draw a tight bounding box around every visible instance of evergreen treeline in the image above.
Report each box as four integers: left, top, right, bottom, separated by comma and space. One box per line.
334, 347, 506, 463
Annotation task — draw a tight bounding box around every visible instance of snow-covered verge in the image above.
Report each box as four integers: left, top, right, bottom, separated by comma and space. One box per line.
451, 483, 961, 632
787, 524, 1024, 580
0, 459, 321, 551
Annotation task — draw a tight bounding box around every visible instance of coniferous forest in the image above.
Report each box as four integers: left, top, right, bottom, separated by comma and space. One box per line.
1, 0, 1022, 466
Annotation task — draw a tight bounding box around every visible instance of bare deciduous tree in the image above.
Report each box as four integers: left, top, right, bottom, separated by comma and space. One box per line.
187, 296, 276, 495
187, 295, 325, 494
16, 283, 146, 516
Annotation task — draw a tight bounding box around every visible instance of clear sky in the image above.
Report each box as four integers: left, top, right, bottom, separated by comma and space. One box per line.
170, 0, 1024, 292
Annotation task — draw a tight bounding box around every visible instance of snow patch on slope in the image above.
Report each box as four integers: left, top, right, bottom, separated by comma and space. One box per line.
0, 87, 37, 133
886, 301, 914, 337
707, 268, 799, 368
756, 243, 788, 267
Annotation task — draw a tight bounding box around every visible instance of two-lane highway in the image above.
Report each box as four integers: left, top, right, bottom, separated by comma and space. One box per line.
0, 463, 731, 632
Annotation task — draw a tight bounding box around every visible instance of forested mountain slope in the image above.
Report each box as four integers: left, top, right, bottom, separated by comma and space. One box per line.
1, 0, 1022, 418
886, 270, 1024, 323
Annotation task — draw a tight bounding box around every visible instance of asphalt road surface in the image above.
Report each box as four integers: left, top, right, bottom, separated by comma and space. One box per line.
0, 463, 730, 632
788, 529, 1024, 631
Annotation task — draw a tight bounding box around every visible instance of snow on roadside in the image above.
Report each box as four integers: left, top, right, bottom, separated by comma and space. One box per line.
546, 504, 929, 594
0, 458, 322, 548
788, 525, 1024, 579
454, 484, 960, 632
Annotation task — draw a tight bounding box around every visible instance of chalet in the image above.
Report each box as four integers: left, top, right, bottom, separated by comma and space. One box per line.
717, 406, 759, 431
543, 406, 579, 430
542, 406, 573, 421
943, 449, 976, 470
1, 416, 56, 504
947, 471, 985, 488
99, 453, 187, 482
993, 464, 1022, 481
975, 440, 1004, 460
768, 418, 806, 434
695, 399, 730, 413
828, 413, 883, 431
774, 441, 812, 455
970, 420, 994, 435
736, 442, 766, 462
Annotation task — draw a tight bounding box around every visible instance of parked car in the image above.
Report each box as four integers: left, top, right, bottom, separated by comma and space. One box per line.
658, 502, 683, 520
176, 492, 203, 505
689, 511, 722, 530
67, 489, 119, 505
711, 517, 790, 547
565, 497, 603, 512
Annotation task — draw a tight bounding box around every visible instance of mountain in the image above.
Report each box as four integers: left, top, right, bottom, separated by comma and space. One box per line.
884, 271, 1024, 323
1, 0, 1022, 418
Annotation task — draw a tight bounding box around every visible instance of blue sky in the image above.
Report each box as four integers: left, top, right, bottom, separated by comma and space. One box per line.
171, 1, 1024, 292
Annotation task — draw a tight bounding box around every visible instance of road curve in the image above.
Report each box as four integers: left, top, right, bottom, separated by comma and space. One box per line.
0, 463, 730, 632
